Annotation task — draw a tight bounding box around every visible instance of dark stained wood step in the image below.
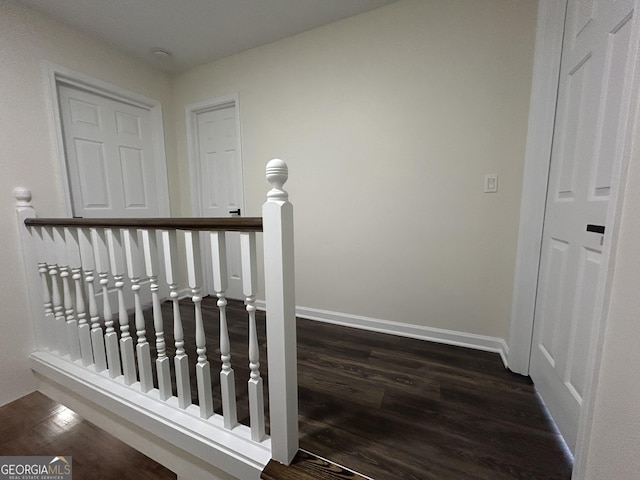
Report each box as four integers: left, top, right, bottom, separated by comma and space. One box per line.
261, 450, 370, 480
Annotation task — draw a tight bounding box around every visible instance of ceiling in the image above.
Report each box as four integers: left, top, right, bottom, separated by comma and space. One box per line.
17, 0, 397, 74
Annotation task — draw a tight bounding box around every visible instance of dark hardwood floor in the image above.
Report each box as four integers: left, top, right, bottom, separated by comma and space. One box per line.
13, 297, 572, 479
261, 450, 372, 480
0, 391, 176, 480
147, 297, 573, 480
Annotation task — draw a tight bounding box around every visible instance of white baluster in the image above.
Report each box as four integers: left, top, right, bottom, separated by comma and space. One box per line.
210, 231, 238, 429
32, 227, 55, 351
241, 231, 265, 441
77, 228, 96, 366
67, 228, 90, 364
162, 229, 191, 409
47, 227, 67, 356
123, 228, 153, 393
89, 228, 109, 374
263, 159, 298, 464
106, 228, 136, 385
141, 229, 171, 401
185, 230, 213, 419
39, 261, 55, 350
55, 227, 79, 360
94, 229, 122, 378
62, 228, 81, 361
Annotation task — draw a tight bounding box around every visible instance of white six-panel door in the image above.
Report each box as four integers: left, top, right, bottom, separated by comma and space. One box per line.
195, 104, 244, 300
58, 83, 169, 308
58, 84, 162, 218
530, 0, 638, 452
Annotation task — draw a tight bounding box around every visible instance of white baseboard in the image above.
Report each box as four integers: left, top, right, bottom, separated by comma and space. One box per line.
255, 301, 509, 368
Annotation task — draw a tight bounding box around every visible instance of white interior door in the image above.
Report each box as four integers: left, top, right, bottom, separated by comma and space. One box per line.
58, 84, 163, 218
530, 0, 638, 452
195, 103, 244, 300
58, 83, 170, 308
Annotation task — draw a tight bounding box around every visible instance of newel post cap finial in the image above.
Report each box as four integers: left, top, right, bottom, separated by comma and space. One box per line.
13, 187, 32, 207
266, 159, 289, 201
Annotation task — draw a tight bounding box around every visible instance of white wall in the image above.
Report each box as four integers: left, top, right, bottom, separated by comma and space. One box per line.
0, 0, 176, 406
173, 0, 537, 340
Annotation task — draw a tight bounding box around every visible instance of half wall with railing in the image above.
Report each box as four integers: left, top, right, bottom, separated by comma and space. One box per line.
14, 159, 298, 480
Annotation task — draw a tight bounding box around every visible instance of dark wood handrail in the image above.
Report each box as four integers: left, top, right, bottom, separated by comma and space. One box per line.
24, 217, 263, 232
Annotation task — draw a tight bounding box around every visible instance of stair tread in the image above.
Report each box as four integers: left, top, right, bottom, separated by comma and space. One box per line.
261, 451, 369, 480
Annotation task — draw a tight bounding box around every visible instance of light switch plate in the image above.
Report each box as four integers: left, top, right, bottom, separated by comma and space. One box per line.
484, 173, 498, 193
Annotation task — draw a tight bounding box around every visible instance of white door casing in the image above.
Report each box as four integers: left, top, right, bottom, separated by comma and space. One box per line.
187, 95, 245, 300
507, 0, 567, 376
529, 0, 639, 453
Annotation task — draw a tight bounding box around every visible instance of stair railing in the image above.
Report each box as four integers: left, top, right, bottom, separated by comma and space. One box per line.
14, 159, 298, 471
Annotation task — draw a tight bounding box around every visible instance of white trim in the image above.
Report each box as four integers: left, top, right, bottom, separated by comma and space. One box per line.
31, 350, 269, 479
256, 301, 509, 367
507, 0, 567, 375
42, 62, 171, 217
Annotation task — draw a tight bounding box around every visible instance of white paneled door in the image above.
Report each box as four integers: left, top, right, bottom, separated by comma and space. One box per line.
58, 84, 163, 218
530, 0, 638, 452
195, 103, 244, 300
57, 83, 169, 309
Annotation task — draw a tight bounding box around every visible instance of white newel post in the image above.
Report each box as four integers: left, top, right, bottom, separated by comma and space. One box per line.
262, 159, 298, 465
14, 188, 48, 351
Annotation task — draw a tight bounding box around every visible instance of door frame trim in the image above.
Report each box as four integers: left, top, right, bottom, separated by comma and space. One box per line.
507, 0, 567, 376
43, 62, 171, 217
185, 93, 246, 218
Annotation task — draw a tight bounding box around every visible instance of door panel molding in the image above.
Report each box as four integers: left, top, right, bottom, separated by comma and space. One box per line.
44, 62, 170, 217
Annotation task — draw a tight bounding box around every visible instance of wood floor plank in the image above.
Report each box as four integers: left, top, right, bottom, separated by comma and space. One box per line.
262, 450, 371, 480
88, 296, 573, 479
0, 392, 176, 480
